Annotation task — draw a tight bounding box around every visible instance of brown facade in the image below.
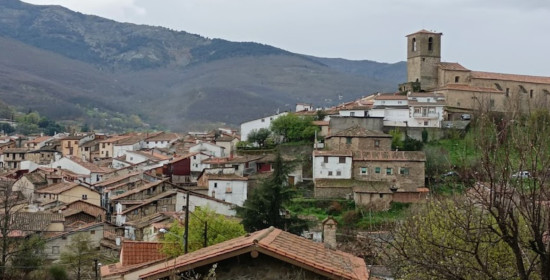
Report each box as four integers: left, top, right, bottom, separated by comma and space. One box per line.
325, 136, 391, 152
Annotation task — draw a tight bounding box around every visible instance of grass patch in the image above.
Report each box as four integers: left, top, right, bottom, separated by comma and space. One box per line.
355, 202, 411, 230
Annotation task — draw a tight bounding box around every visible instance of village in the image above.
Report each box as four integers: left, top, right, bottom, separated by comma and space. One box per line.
2, 29, 550, 279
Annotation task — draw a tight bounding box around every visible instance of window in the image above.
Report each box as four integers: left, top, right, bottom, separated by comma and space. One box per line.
375, 167, 381, 174
428, 37, 433, 51
261, 118, 265, 122
52, 246, 60, 254
323, 156, 329, 163
386, 168, 393, 175
328, 171, 333, 176
400, 168, 410, 175
360, 167, 368, 175
90, 230, 96, 235
414, 108, 421, 114
339, 157, 346, 163
412, 38, 417, 51
346, 137, 352, 144
455, 76, 459, 83
82, 194, 88, 200
379, 193, 384, 198
490, 99, 495, 108
214, 183, 217, 188
336, 171, 341, 176
530, 90, 534, 98
350, 112, 355, 117
74, 141, 78, 144
374, 140, 380, 148
506, 88, 510, 97
424, 121, 428, 126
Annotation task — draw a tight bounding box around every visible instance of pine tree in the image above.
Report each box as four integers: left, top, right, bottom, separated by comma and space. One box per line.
238, 151, 307, 234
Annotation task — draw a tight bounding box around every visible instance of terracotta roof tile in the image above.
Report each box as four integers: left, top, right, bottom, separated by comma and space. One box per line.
35, 182, 80, 194
406, 29, 442, 36
139, 227, 368, 280
207, 174, 248, 181
121, 241, 166, 266
313, 150, 353, 157
438, 62, 469, 71
472, 71, 550, 85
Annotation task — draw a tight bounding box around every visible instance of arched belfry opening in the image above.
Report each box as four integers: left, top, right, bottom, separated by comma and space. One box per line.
412, 38, 417, 52
428, 37, 433, 51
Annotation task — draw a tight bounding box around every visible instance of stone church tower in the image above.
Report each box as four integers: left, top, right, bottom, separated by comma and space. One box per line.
406, 29, 443, 91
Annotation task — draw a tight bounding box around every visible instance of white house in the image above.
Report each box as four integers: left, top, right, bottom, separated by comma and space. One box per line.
296, 103, 314, 112
190, 152, 213, 173
312, 150, 353, 179
113, 136, 145, 158
48, 156, 111, 184
369, 94, 410, 127
144, 132, 179, 149
407, 92, 446, 127
240, 112, 288, 142
189, 142, 225, 158
207, 174, 248, 206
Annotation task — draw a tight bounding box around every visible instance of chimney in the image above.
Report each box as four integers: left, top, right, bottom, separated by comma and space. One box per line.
322, 217, 338, 249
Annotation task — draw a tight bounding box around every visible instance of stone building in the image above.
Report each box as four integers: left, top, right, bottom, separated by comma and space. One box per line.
402, 29, 550, 118
313, 126, 427, 209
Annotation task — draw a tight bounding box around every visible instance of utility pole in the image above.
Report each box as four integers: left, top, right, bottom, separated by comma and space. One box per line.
184, 190, 189, 254
203, 221, 208, 248
94, 259, 98, 280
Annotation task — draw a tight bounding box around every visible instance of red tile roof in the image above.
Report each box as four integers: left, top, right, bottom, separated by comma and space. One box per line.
139, 227, 368, 280
437, 62, 469, 71
121, 241, 166, 266
471, 71, 550, 85
35, 181, 80, 194
406, 29, 442, 37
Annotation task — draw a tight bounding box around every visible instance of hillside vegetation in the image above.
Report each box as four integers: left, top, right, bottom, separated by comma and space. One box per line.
0, 0, 405, 132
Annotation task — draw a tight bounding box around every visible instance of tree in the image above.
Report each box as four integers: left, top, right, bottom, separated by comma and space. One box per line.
161, 207, 246, 257
270, 113, 318, 143
11, 235, 45, 278
59, 233, 99, 280
247, 128, 271, 148
388, 110, 550, 280
237, 151, 308, 234
0, 179, 31, 279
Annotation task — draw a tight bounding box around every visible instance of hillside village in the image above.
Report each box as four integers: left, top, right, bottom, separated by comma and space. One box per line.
0, 29, 550, 279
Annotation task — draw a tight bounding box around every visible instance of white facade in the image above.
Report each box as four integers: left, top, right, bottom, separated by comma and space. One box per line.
296, 103, 313, 112
145, 138, 177, 149
407, 93, 446, 128
240, 112, 287, 142
190, 153, 212, 173
312, 155, 353, 179
178, 191, 237, 217
48, 157, 104, 184
368, 93, 445, 128
113, 141, 143, 158
189, 142, 225, 158
339, 109, 368, 117
208, 178, 248, 206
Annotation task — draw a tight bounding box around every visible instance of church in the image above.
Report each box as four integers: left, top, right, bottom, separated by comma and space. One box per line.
400, 29, 550, 119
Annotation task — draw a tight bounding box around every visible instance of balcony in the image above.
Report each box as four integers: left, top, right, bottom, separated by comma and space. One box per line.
412, 112, 439, 119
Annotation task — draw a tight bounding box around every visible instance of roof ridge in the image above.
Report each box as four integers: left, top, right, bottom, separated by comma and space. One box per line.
254, 226, 276, 244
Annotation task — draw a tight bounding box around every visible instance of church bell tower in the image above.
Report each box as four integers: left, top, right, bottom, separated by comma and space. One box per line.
406, 30, 442, 91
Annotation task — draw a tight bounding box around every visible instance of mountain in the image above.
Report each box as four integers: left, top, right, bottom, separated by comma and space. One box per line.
0, 0, 406, 132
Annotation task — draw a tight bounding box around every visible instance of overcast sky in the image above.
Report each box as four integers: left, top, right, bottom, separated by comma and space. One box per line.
22, 0, 550, 76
